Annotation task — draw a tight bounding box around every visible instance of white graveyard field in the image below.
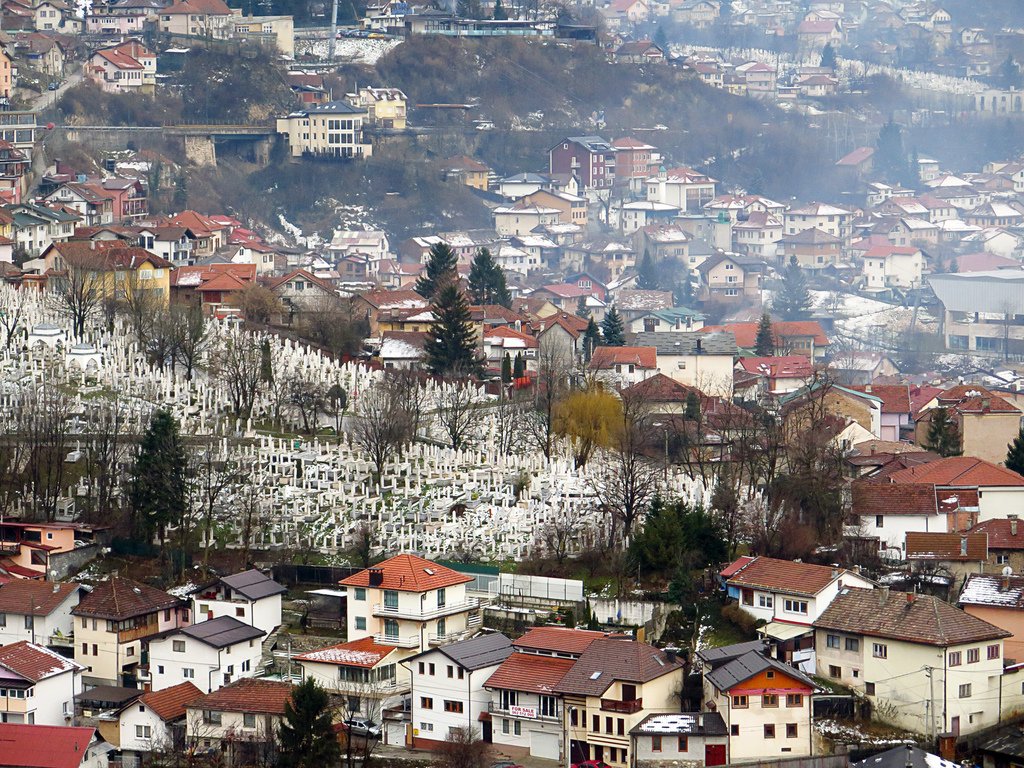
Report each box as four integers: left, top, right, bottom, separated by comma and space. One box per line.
0, 285, 708, 562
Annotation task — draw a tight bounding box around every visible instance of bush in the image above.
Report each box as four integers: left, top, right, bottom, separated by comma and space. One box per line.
721, 602, 760, 637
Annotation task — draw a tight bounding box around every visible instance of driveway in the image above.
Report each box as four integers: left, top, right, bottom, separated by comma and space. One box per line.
29, 67, 83, 114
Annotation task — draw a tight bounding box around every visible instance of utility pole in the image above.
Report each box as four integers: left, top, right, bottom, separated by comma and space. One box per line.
328, 0, 339, 62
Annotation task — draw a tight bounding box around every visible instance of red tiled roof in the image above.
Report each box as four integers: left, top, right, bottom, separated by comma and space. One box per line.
48, 241, 173, 270
701, 321, 829, 348
885, 457, 1024, 488
0, 641, 82, 682
294, 636, 397, 668
589, 346, 657, 370
266, 268, 337, 296
851, 481, 937, 517
483, 325, 539, 348
620, 373, 699, 402
736, 355, 814, 380
0, 580, 80, 616
724, 556, 850, 597
905, 532, 988, 562
513, 627, 610, 655
969, 518, 1024, 550
850, 384, 911, 414
338, 554, 472, 592
485, 651, 575, 693
0, 724, 97, 768
719, 556, 755, 579
161, 0, 230, 14
72, 577, 184, 620
187, 678, 294, 715
836, 147, 874, 166
138, 681, 203, 722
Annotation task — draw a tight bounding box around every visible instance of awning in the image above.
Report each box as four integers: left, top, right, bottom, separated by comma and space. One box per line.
759, 621, 813, 641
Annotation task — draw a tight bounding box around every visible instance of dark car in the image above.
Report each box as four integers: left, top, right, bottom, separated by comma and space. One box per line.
572, 762, 611, 768
47, 82, 59, 90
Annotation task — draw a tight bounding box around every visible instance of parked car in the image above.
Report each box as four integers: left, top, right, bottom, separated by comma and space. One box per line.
572, 762, 611, 768
47, 82, 59, 90
343, 717, 381, 738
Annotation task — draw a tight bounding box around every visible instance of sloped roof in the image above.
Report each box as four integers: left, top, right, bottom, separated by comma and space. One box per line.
619, 373, 699, 402
632, 712, 727, 736
723, 556, 850, 597
736, 355, 814, 380
0, 724, 98, 768
138, 681, 203, 722
851, 481, 937, 517
960, 574, 1024, 608
702, 321, 828, 348
0, 641, 83, 682
175, 616, 264, 649
187, 678, 294, 715
161, 0, 230, 14
295, 636, 398, 668
884, 457, 1024, 488
73, 577, 183, 620
589, 345, 657, 370
431, 632, 512, 670
780, 227, 841, 245
0, 580, 80, 616
485, 651, 575, 693
217, 569, 287, 601
553, 638, 681, 696
512, 627, 611, 655
815, 587, 1009, 646
338, 554, 472, 592
905, 532, 988, 562
849, 384, 910, 413
705, 649, 815, 692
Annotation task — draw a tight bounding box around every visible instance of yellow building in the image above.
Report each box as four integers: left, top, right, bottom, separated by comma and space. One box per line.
349, 86, 408, 130
232, 13, 294, 56
42, 240, 174, 307
443, 155, 491, 191
275, 101, 373, 159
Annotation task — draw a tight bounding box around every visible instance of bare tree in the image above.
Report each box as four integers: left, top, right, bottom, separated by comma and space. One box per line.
352, 378, 414, 485
119, 272, 165, 352
494, 391, 527, 456
79, 390, 139, 525
49, 257, 106, 337
542, 507, 587, 564
525, 342, 571, 459
434, 727, 491, 768
433, 380, 482, 452
173, 303, 210, 380
211, 331, 265, 421
287, 373, 328, 435
0, 285, 29, 349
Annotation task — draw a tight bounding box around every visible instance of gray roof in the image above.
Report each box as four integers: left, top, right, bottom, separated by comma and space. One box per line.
559, 136, 612, 152
502, 173, 550, 184
300, 100, 366, 116
852, 745, 957, 768
631, 331, 737, 356
704, 650, 815, 692
435, 633, 513, 670
695, 639, 767, 669
178, 616, 265, 649
219, 569, 287, 601
631, 711, 728, 736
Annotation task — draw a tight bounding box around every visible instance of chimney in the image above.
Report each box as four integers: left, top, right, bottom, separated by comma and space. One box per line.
665, 648, 677, 663
696, 338, 703, 354
865, 384, 872, 393
982, 397, 991, 411
831, 568, 839, 579
1011, 515, 1019, 536
368, 568, 384, 586
906, 591, 916, 604
878, 586, 890, 605
852, 565, 862, 574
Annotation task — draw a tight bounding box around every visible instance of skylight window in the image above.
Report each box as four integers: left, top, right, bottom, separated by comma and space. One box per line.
590, 671, 602, 680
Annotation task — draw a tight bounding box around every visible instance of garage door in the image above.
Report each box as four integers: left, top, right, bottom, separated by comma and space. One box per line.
531, 730, 560, 760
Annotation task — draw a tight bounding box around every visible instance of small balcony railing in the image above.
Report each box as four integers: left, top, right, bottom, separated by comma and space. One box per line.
600, 698, 643, 714
372, 633, 419, 648
372, 598, 479, 621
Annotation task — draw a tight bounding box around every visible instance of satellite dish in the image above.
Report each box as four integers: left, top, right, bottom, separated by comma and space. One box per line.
1003, 566, 1013, 577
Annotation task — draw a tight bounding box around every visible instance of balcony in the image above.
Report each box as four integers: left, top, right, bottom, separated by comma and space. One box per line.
600, 698, 643, 714
372, 598, 479, 621
428, 630, 474, 646
488, 701, 560, 723
372, 633, 420, 649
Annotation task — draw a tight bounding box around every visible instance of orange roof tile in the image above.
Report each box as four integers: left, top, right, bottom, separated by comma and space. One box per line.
138, 681, 203, 722
294, 636, 397, 668
512, 627, 611, 655
702, 321, 829, 348
589, 346, 657, 370
338, 554, 472, 592
724, 556, 852, 597
484, 652, 574, 693
0, 641, 82, 682
187, 678, 294, 715
885, 457, 1024, 488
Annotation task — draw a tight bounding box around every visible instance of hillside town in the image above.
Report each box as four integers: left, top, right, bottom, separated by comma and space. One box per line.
1, 0, 1024, 765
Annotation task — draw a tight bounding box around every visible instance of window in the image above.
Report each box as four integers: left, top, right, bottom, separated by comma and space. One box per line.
437, 618, 446, 638
443, 700, 464, 714
959, 684, 972, 699
514, 720, 521, 736
383, 590, 399, 609
618, 719, 625, 736
354, 588, 366, 601
183, 668, 195, 679
127, 647, 135, 657
784, 599, 808, 614
243, 713, 256, 728
828, 665, 841, 678
678, 736, 688, 752
764, 724, 776, 738
502, 719, 510, 734
420, 723, 434, 732
420, 696, 433, 709
731, 725, 739, 736
787, 724, 798, 738
23, 616, 32, 630
845, 638, 860, 652
875, 515, 884, 528
786, 694, 803, 707
732, 695, 748, 708
826, 634, 840, 649
989, 645, 1001, 660
81, 643, 87, 656
758, 594, 773, 608
762, 694, 778, 707
173, 640, 186, 653
997, 555, 1010, 565
652, 736, 662, 752
355, 617, 366, 631
541, 695, 556, 718
384, 619, 399, 640
872, 643, 887, 659
158, 665, 165, 674
500, 690, 518, 709
606, 717, 613, 734
949, 652, 962, 666
447, 666, 454, 679
429, 663, 435, 675
236, 607, 245, 618
458, 668, 464, 680
865, 683, 876, 696
437, 588, 446, 608
203, 710, 222, 725
967, 648, 980, 664
592, 714, 600, 732
418, 662, 425, 674
136, 725, 152, 739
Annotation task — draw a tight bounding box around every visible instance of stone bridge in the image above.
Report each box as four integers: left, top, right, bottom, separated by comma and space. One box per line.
59, 123, 277, 167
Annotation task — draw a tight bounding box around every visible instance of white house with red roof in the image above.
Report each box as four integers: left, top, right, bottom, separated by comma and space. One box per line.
645, 167, 717, 212
862, 244, 925, 289
157, 0, 233, 37
735, 356, 814, 396
0, 641, 85, 725
339, 554, 480, 652
483, 326, 538, 373
117, 681, 203, 754
87, 40, 155, 94
589, 345, 658, 387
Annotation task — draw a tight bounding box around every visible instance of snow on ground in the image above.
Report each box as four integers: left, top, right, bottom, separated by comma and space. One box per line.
167, 582, 200, 598
295, 38, 401, 63
815, 718, 915, 746
810, 290, 937, 348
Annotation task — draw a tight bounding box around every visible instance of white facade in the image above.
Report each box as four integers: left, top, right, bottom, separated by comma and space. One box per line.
148, 633, 263, 694
493, 206, 561, 237
488, 687, 563, 759
856, 512, 947, 551
976, 487, 1024, 522
732, 572, 875, 626
276, 103, 373, 159
192, 592, 281, 637
0, 590, 80, 647
409, 648, 504, 746
119, 702, 176, 752
0, 648, 83, 726
863, 249, 926, 289
346, 581, 477, 652
652, 352, 735, 398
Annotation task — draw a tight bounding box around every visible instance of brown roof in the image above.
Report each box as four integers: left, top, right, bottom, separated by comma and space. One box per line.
589, 346, 657, 370
851, 481, 937, 517
485, 652, 575, 694
553, 638, 682, 696
47, 241, 174, 270
884, 457, 1024, 488
850, 384, 911, 414
294, 636, 397, 668
161, 0, 231, 14
0, 641, 82, 681
72, 577, 184, 620
620, 373, 699, 403
138, 681, 203, 722
513, 627, 611, 656
968, 519, 1024, 550
0, 580, 80, 616
905, 532, 988, 562
187, 678, 294, 715
338, 554, 472, 592
815, 587, 1009, 646
725, 556, 850, 597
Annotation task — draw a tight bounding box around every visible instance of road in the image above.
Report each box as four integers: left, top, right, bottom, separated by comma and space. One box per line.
29, 68, 83, 115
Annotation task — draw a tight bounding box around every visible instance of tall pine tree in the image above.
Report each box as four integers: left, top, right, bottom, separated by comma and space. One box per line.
467, 248, 512, 308
773, 257, 811, 320
637, 250, 658, 290
576, 295, 591, 319
415, 242, 458, 300
754, 312, 775, 356
492, 0, 507, 19
278, 679, 341, 768
583, 317, 601, 361
423, 283, 483, 377
130, 410, 187, 549
923, 407, 963, 457
601, 307, 626, 346
1008, 426, 1024, 476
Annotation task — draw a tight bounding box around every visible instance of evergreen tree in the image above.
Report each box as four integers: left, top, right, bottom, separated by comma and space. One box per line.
513, 353, 526, 379
772, 257, 811, 320
501, 352, 512, 383
278, 679, 341, 768
492, 0, 507, 19
583, 317, 601, 361
653, 23, 668, 50
1007, 426, 1024, 477
456, 0, 482, 17
415, 242, 458, 300
906, 147, 921, 188
423, 283, 483, 377
467, 248, 511, 308
130, 410, 187, 547
601, 307, 626, 346
576, 295, 590, 319
674, 276, 694, 306
684, 391, 700, 420
819, 42, 837, 70
172, 174, 187, 210
637, 250, 658, 290
923, 406, 963, 457
754, 311, 775, 356
875, 118, 906, 184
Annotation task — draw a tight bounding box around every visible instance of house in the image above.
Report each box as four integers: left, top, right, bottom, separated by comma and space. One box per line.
147, 616, 265, 694
722, 555, 874, 664
627, 307, 704, 334
408, 633, 512, 748
735, 356, 813, 396
733, 212, 784, 258
521, 188, 587, 228
0, 723, 108, 768
777, 227, 841, 270
959, 573, 1024, 662
276, 101, 373, 160
794, 73, 839, 97
557, 638, 684, 768
0, 521, 104, 581
295, 636, 409, 732
849, 384, 911, 441
231, 14, 295, 56
493, 201, 562, 237
612, 137, 659, 194
904, 531, 990, 585
42, 241, 174, 308
348, 86, 407, 129
33, 0, 78, 31
379, 330, 427, 369
849, 482, 947, 553
0, 141, 31, 204
0, 579, 82, 648
835, 146, 875, 177
267, 269, 339, 320
630, 331, 736, 397
87, 40, 156, 94
967, 517, 1024, 575
783, 203, 854, 244
645, 167, 717, 212
157, 0, 233, 36
779, 380, 883, 440
483, 326, 538, 374
614, 40, 664, 64
0, 641, 84, 725
702, 649, 815, 761
888, 217, 939, 247
43, 183, 114, 226
814, 587, 1010, 736
695, 254, 763, 302
339, 554, 480, 653
702, 320, 829, 360
441, 155, 490, 191
73, 577, 190, 687
631, 713, 728, 768
589, 345, 657, 388
184, 678, 293, 761
674, 0, 719, 27
549, 136, 615, 191
170, 263, 255, 316
353, 289, 429, 336
914, 386, 1022, 466
135, 226, 195, 265
831, 352, 901, 387
117, 681, 203, 756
